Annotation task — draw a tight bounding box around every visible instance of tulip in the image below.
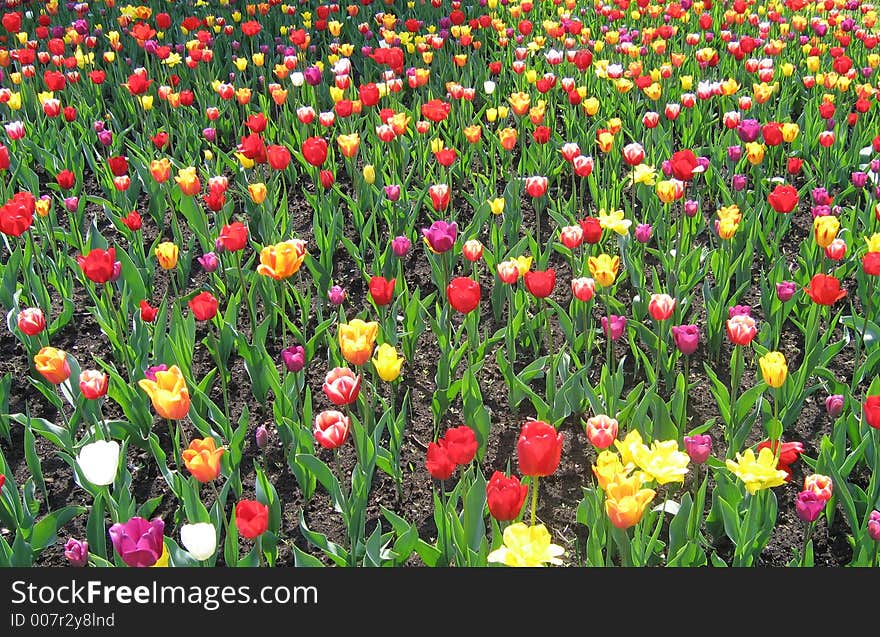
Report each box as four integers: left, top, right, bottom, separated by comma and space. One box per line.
684, 434, 712, 464
108, 517, 165, 568
634, 223, 652, 243
328, 285, 346, 306
425, 439, 455, 480
726, 314, 757, 346
422, 220, 457, 254
338, 319, 379, 367
865, 395, 880, 429
369, 276, 396, 306
188, 291, 219, 321
77, 247, 119, 284
486, 471, 529, 522
34, 346, 71, 384
182, 437, 225, 482
487, 522, 564, 566
604, 473, 656, 529
585, 415, 618, 450
868, 510, 880, 542
17, 307, 46, 336
391, 236, 411, 257
588, 254, 620, 287
235, 500, 269, 539
79, 369, 109, 400
446, 277, 481, 314
759, 351, 788, 388
725, 447, 788, 494
671, 324, 699, 355
803, 274, 846, 305
462, 239, 483, 262
64, 538, 89, 567
372, 343, 404, 382
768, 184, 799, 213
281, 345, 306, 373
180, 523, 217, 561
197, 252, 219, 272
825, 394, 844, 418
571, 277, 595, 302
313, 410, 351, 449
813, 215, 839, 248
648, 293, 676, 321
796, 490, 825, 523
776, 281, 797, 302
217, 221, 249, 252
322, 367, 361, 405
257, 239, 307, 280
137, 364, 190, 420
517, 420, 563, 478
76, 440, 120, 486
444, 426, 478, 465
154, 242, 179, 270
601, 315, 627, 340
804, 474, 833, 503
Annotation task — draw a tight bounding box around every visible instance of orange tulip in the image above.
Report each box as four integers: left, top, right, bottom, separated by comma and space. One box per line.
498, 127, 518, 151
508, 91, 530, 116
256, 239, 307, 280
150, 158, 171, 183
34, 347, 71, 384
182, 437, 225, 482
338, 319, 379, 367
138, 365, 190, 420
336, 133, 360, 158
604, 473, 655, 529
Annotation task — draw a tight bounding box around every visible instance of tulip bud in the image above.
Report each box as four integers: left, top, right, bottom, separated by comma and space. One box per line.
180, 523, 217, 561
601, 315, 627, 340
255, 425, 269, 450
64, 538, 89, 567
776, 281, 797, 302
634, 223, 652, 243
684, 434, 712, 464
328, 285, 346, 305
584, 414, 618, 449
391, 235, 411, 257
76, 440, 120, 486
17, 307, 46, 336
825, 394, 844, 418
795, 490, 825, 523
869, 510, 880, 542
197, 252, 219, 272
281, 345, 306, 372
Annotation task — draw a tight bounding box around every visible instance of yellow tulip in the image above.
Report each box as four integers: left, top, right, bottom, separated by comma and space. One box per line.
248, 183, 267, 204
138, 365, 190, 420
759, 351, 788, 388
155, 242, 179, 270
726, 447, 788, 494
372, 343, 404, 382
338, 319, 379, 367
813, 216, 839, 248
588, 254, 620, 287
256, 239, 307, 280
633, 440, 690, 485
487, 523, 564, 567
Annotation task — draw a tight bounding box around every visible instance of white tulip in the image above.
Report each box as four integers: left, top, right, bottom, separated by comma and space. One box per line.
483, 80, 496, 95
180, 523, 217, 561
290, 72, 304, 87
76, 440, 120, 486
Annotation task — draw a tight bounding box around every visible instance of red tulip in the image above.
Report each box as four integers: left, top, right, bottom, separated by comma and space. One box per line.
139, 300, 158, 322
245, 113, 268, 133
79, 370, 109, 400
517, 419, 563, 477
579, 216, 602, 243
369, 276, 396, 306
669, 149, 699, 181
444, 426, 478, 464
302, 137, 328, 167
425, 439, 455, 480
446, 276, 481, 314
319, 170, 335, 189
17, 308, 45, 336
862, 252, 880, 276
121, 210, 142, 231
267, 145, 291, 171
235, 500, 269, 539
524, 269, 556, 298
524, 176, 548, 198
803, 274, 847, 305
768, 184, 799, 213
188, 292, 219, 321
486, 471, 529, 521
77, 247, 117, 284
864, 395, 880, 429
218, 221, 248, 252
428, 184, 450, 211
56, 169, 76, 190
107, 156, 129, 176
648, 293, 676, 321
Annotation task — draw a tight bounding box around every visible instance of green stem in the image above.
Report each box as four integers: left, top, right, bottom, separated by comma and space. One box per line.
800, 520, 814, 568
530, 476, 540, 526
209, 480, 230, 538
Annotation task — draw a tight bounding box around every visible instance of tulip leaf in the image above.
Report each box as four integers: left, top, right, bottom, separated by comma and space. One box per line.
31, 505, 86, 553
298, 509, 350, 567
292, 545, 325, 568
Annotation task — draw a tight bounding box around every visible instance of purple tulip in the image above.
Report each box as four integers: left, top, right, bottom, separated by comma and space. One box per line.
812, 187, 831, 205
281, 345, 306, 373
811, 204, 832, 218
328, 285, 346, 306
684, 199, 700, 217
304, 66, 323, 86
64, 538, 89, 567
108, 517, 165, 568
732, 174, 747, 191
736, 119, 761, 143
384, 184, 401, 201
391, 235, 411, 257
421, 220, 458, 254
683, 434, 712, 464
600, 315, 627, 341
64, 197, 79, 212
93, 120, 105, 133
852, 172, 868, 189
869, 510, 880, 542
729, 305, 751, 318
634, 223, 652, 243
776, 281, 797, 302
144, 364, 168, 382
97, 130, 113, 146
671, 324, 700, 355
796, 490, 825, 523
825, 394, 845, 419
255, 425, 269, 450
727, 145, 742, 162
661, 159, 672, 177
198, 252, 219, 272
203, 127, 216, 143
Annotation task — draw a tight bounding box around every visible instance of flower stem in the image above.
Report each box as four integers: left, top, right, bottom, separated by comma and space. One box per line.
530, 476, 540, 526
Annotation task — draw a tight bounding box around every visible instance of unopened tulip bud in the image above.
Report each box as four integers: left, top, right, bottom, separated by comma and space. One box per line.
281, 345, 306, 372
255, 425, 269, 449
776, 281, 797, 301
634, 223, 652, 243
869, 510, 880, 542
64, 538, 89, 567
198, 252, 219, 272
684, 434, 712, 464
328, 285, 346, 305
684, 199, 699, 217
391, 235, 411, 257
825, 394, 844, 418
